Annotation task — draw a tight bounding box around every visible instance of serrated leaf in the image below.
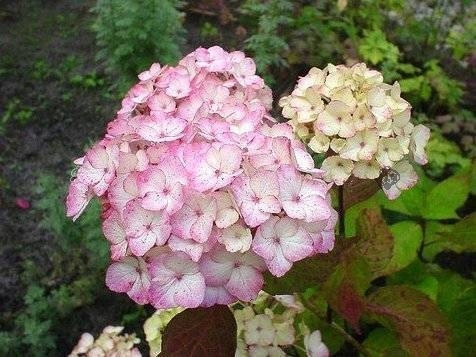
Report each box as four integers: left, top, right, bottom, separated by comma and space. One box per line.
366, 285, 451, 357
161, 306, 237, 357
423, 167, 471, 219
353, 209, 394, 279
384, 221, 423, 274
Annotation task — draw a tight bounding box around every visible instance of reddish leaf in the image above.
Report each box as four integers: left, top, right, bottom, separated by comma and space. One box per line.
324, 256, 371, 332
353, 208, 394, 279
366, 285, 451, 357
336, 281, 366, 332
343, 176, 379, 210
161, 305, 237, 357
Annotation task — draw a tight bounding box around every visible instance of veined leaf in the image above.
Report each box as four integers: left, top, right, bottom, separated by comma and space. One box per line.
353, 208, 394, 279
161, 306, 236, 356
366, 285, 451, 357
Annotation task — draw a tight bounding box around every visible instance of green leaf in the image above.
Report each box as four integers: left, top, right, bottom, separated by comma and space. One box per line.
161, 306, 237, 356
362, 328, 407, 357
384, 221, 423, 274
422, 167, 471, 219
423, 213, 476, 259
386, 261, 439, 301
450, 212, 476, 249
470, 161, 476, 194
366, 285, 451, 357
345, 193, 379, 237
434, 270, 476, 356
421, 221, 454, 261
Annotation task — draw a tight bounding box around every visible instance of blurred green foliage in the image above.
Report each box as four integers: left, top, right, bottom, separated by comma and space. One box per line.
240, 0, 473, 115
92, 0, 186, 91
0, 98, 34, 133
0, 175, 108, 356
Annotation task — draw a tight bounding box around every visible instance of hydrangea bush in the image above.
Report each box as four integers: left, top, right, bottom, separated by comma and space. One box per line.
66, 47, 336, 310
64, 47, 441, 357
279, 63, 431, 199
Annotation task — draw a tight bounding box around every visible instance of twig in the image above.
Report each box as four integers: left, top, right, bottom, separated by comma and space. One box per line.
300, 295, 372, 357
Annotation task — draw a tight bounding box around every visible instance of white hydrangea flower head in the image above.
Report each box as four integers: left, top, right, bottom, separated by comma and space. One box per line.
280, 62, 431, 199
233, 292, 329, 357
69, 326, 141, 357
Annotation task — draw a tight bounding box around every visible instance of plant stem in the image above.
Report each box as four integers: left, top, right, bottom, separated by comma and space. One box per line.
300, 296, 372, 357
338, 185, 345, 237
417, 218, 428, 263
326, 306, 333, 323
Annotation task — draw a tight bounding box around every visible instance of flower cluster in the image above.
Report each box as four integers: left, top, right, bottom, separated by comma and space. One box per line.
234, 293, 329, 357
279, 63, 430, 199
69, 326, 141, 357
66, 47, 336, 309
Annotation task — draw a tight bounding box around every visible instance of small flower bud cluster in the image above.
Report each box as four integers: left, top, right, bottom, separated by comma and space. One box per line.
66, 47, 336, 309
234, 293, 329, 357
279, 63, 430, 199
69, 326, 141, 357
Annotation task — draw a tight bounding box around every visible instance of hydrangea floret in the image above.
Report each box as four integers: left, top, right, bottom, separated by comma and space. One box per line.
66, 47, 336, 309
69, 326, 141, 357
279, 63, 430, 199
234, 292, 329, 357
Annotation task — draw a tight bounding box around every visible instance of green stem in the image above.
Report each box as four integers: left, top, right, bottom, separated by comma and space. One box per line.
338, 185, 345, 237
417, 218, 428, 263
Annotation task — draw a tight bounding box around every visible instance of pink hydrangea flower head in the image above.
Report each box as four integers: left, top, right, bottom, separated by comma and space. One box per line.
66, 47, 336, 308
